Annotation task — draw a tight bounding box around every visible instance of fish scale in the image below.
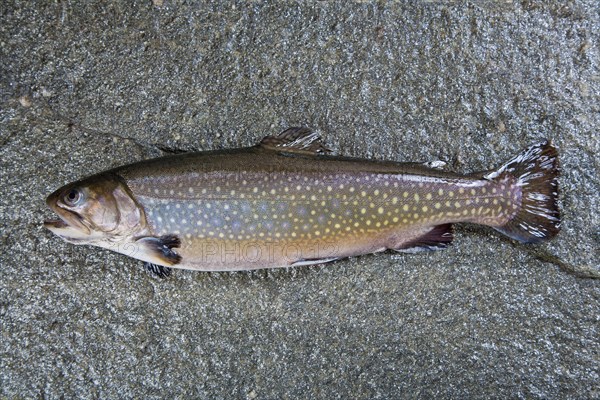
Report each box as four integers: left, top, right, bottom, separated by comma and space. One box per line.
139, 175, 517, 241
45, 128, 560, 274
123, 151, 521, 270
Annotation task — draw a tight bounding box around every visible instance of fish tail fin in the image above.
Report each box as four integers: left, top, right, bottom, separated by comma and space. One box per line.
485, 140, 561, 243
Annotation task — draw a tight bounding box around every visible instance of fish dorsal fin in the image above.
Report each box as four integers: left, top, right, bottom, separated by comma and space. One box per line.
259, 127, 331, 155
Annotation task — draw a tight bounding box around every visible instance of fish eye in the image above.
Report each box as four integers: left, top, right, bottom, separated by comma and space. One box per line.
64, 188, 84, 207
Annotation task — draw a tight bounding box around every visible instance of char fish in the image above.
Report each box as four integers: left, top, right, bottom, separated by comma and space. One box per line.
44, 128, 560, 276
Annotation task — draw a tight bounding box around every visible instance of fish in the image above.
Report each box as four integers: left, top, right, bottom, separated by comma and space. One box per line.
44, 128, 560, 276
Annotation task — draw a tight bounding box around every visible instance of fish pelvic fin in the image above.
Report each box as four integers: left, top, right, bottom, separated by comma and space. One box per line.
144, 262, 173, 278
485, 140, 560, 243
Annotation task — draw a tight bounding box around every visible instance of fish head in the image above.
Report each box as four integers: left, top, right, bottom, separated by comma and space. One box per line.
44, 173, 144, 244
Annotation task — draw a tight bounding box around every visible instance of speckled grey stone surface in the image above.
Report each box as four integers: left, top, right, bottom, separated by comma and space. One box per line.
1, 1, 599, 399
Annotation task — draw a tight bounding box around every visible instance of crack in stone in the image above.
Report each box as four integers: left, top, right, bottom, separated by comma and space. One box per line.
45, 104, 190, 155
527, 247, 600, 279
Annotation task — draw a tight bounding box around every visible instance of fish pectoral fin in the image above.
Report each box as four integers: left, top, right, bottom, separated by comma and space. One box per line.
136, 234, 182, 266
291, 257, 339, 267
144, 262, 173, 278
259, 127, 331, 155
393, 224, 454, 253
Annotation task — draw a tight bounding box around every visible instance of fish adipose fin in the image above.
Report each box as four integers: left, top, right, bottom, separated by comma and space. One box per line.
259, 127, 331, 155
394, 224, 454, 253
485, 140, 560, 243
136, 234, 182, 266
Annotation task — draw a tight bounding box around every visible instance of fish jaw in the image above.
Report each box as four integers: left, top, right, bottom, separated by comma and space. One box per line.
44, 220, 95, 244
44, 206, 102, 244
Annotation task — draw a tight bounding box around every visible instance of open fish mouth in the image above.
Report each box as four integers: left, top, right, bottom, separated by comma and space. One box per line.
44, 208, 93, 243
44, 218, 69, 229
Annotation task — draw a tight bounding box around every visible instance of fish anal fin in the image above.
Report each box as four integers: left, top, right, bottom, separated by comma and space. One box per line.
394, 224, 454, 253
144, 262, 173, 278
259, 127, 331, 155
136, 234, 182, 266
